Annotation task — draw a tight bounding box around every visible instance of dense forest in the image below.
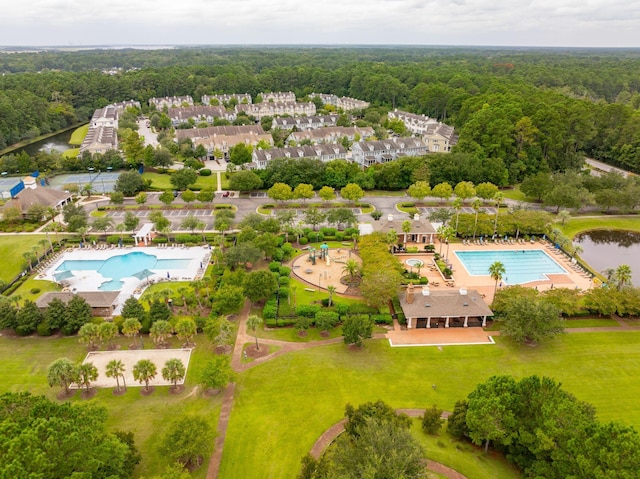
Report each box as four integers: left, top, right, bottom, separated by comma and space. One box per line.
1, 47, 640, 176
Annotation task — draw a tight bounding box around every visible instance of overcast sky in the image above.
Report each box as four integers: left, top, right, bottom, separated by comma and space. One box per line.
1, 0, 639, 47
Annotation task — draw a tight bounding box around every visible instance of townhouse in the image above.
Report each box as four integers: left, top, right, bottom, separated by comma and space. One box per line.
351, 137, 428, 167
250, 144, 347, 169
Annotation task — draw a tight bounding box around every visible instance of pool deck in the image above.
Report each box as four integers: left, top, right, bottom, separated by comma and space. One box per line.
39, 246, 212, 315
401, 240, 594, 304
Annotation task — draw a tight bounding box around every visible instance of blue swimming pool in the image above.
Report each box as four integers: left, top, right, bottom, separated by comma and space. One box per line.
56, 252, 192, 290
454, 249, 567, 284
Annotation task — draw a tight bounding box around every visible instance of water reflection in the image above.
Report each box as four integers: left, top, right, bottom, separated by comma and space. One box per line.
575, 230, 640, 286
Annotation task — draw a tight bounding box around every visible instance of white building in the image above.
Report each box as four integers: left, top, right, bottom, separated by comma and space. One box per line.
351, 137, 428, 167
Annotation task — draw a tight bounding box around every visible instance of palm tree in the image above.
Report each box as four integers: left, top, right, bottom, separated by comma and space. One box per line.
402, 219, 412, 244
493, 192, 504, 234
489, 261, 506, 299
246, 315, 264, 351
452, 197, 462, 235
150, 320, 173, 347
115, 223, 126, 242
557, 209, 571, 225
614, 264, 632, 290
472, 198, 482, 240
38, 238, 50, 257
76, 362, 98, 394
81, 183, 95, 199
327, 285, 337, 307
162, 358, 186, 390
133, 359, 157, 392
78, 323, 100, 350
342, 259, 361, 282
105, 359, 126, 392
47, 358, 77, 395
122, 317, 143, 348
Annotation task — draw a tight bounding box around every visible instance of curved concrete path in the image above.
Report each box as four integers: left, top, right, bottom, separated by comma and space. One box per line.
310, 408, 467, 479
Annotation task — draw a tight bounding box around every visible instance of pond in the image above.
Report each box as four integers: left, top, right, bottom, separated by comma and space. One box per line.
11, 129, 74, 157
574, 230, 640, 286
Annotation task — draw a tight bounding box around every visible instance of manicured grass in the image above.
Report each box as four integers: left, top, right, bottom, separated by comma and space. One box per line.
564, 318, 621, 328
69, 124, 89, 146
410, 419, 523, 479
0, 234, 49, 282
0, 333, 223, 479
220, 332, 640, 479
557, 216, 640, 239
257, 325, 344, 342
11, 277, 61, 304
500, 186, 530, 202
289, 276, 363, 308
365, 190, 408, 197
142, 172, 218, 191
63, 148, 79, 158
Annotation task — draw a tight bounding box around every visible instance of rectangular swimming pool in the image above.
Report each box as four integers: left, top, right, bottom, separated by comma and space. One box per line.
454, 249, 567, 284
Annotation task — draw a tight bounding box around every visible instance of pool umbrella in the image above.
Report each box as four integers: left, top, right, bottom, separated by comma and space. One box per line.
132, 269, 155, 284
54, 270, 74, 282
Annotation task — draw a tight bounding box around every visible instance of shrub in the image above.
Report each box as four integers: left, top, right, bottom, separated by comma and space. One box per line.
30, 288, 41, 294
347, 303, 378, 315
36, 321, 52, 336
314, 311, 340, 330
336, 232, 345, 241
106, 235, 120, 245
295, 316, 311, 332
175, 233, 201, 244
320, 227, 337, 237
419, 277, 429, 285
334, 303, 349, 317
371, 314, 393, 324
199, 168, 212, 176
296, 304, 321, 318
278, 287, 289, 300
422, 404, 445, 434
152, 237, 168, 244
278, 276, 290, 287
279, 266, 291, 277
263, 298, 278, 319
299, 237, 309, 245
406, 246, 419, 253
269, 261, 281, 272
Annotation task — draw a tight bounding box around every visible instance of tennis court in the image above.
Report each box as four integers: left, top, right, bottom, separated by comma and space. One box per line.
48, 171, 121, 193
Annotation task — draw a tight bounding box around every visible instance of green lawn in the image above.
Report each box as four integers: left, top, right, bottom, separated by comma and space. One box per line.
411, 419, 523, 479
563, 318, 621, 328
142, 172, 218, 191
12, 277, 61, 304
220, 332, 640, 479
500, 186, 531, 202
257, 325, 344, 342
69, 124, 89, 146
557, 216, 640, 239
0, 234, 49, 282
63, 148, 80, 158
0, 333, 223, 479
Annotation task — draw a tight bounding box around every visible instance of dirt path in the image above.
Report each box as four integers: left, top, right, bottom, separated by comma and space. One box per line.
206, 382, 236, 479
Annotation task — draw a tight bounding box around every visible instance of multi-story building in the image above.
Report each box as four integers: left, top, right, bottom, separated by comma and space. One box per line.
176, 125, 272, 159
168, 106, 236, 126
258, 91, 296, 103
201, 93, 252, 105
272, 115, 339, 131
351, 137, 428, 167
236, 102, 316, 120
286, 126, 375, 145
148, 96, 194, 110
80, 106, 120, 155
110, 100, 141, 112
387, 109, 457, 152
250, 144, 347, 169
309, 93, 370, 111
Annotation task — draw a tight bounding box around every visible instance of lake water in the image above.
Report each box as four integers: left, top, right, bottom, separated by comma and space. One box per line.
575, 230, 640, 286
12, 130, 74, 157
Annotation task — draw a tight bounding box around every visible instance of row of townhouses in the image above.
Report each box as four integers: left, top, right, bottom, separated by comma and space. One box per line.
168, 106, 237, 126
351, 137, 428, 167
176, 125, 273, 158
387, 109, 458, 152
250, 144, 347, 169
272, 115, 339, 130
235, 102, 316, 120
287, 126, 375, 144
309, 93, 370, 111
80, 100, 141, 154
201, 93, 252, 105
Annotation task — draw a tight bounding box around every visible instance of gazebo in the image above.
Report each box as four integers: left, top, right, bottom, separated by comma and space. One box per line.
133, 223, 154, 246
397, 283, 493, 329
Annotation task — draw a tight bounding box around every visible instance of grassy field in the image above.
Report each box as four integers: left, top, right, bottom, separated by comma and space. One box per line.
0, 234, 49, 282
12, 277, 61, 303
142, 172, 219, 191
69, 124, 89, 146
220, 332, 640, 479
0, 333, 223, 479
557, 216, 640, 239
410, 419, 523, 479
500, 186, 531, 202
563, 318, 621, 328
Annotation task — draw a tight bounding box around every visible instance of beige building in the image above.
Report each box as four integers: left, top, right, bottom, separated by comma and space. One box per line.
177, 125, 272, 159
287, 126, 374, 145
251, 144, 347, 169
236, 101, 316, 120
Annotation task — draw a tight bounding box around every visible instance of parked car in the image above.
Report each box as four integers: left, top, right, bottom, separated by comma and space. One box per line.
222, 191, 230, 197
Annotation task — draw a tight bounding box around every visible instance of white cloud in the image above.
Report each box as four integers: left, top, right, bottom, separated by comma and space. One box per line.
1, 0, 639, 46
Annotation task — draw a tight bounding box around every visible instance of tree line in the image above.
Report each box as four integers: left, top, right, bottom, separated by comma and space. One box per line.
2, 47, 640, 174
